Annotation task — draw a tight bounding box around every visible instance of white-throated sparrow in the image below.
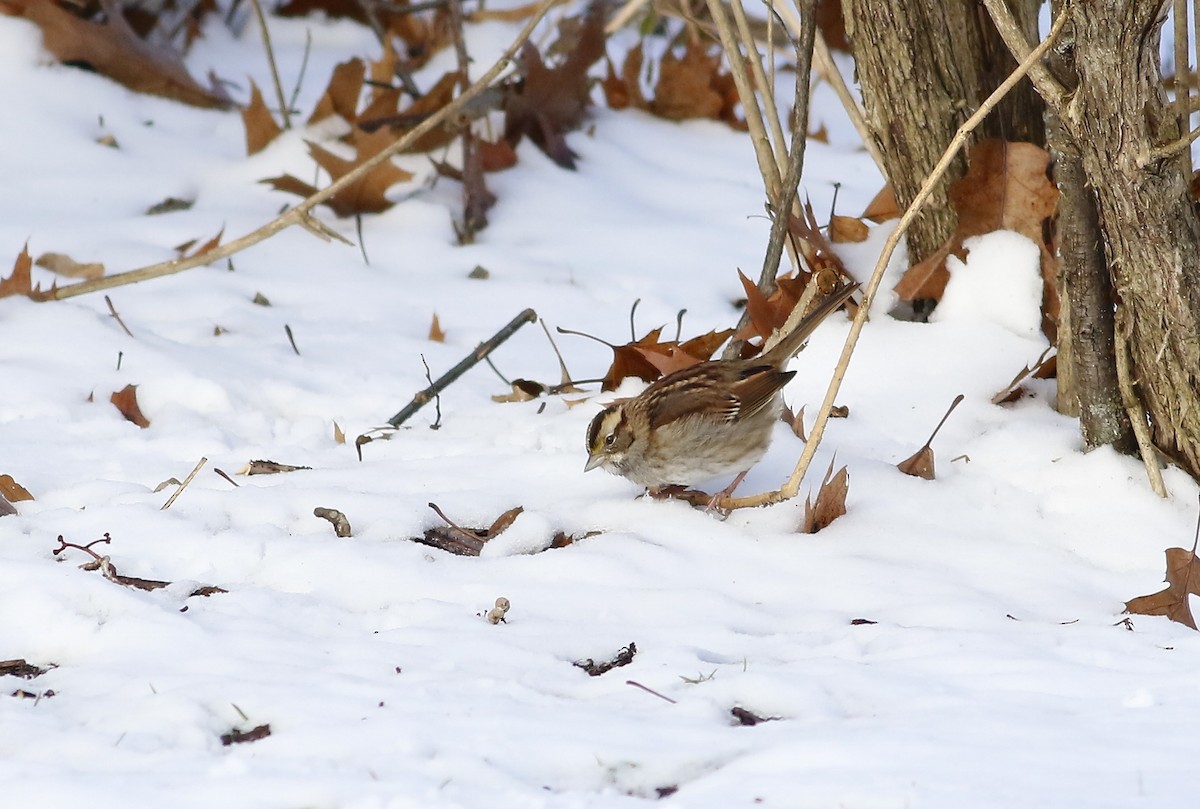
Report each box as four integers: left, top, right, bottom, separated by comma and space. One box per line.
584, 283, 857, 491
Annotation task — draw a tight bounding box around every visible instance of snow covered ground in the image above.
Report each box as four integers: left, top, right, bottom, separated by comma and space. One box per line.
2, 5, 1198, 808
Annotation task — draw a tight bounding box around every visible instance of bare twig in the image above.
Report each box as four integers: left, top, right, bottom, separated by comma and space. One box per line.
420, 353, 442, 428
383, 308, 537, 430
284, 323, 300, 355
811, 28, 886, 177
723, 12, 814, 360
714, 9, 1070, 510
249, 0, 292, 129
161, 457, 208, 510
41, 0, 561, 301
104, 295, 134, 337
287, 29, 312, 113
703, 0, 783, 201
979, 0, 1069, 118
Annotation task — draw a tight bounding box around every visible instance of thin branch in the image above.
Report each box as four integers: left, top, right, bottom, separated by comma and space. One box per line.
1175, 0, 1189, 137
715, 9, 1070, 510
722, 11, 814, 359
42, 0, 561, 302
979, 0, 1070, 119
728, 0, 788, 170
704, 0, 783, 201
1149, 123, 1200, 162
249, 0, 292, 129
810, 27, 886, 177
161, 457, 208, 510
386, 308, 537, 428
104, 295, 134, 337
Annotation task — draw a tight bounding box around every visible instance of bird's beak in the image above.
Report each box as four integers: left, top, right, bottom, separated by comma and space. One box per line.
584, 454, 604, 473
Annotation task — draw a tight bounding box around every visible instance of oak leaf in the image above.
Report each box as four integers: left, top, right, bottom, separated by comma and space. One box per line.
502, 1, 605, 169
428, 312, 446, 342
242, 79, 282, 155
307, 58, 365, 125
262, 128, 414, 216
1125, 547, 1200, 630
0, 244, 54, 300
0, 0, 231, 109
800, 459, 849, 534
894, 139, 1059, 306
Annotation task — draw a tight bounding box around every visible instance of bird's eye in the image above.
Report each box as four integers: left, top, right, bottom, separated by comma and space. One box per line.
604, 434, 615, 446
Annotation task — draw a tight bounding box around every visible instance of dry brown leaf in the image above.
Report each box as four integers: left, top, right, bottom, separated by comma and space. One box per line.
263, 128, 414, 216
651, 42, 724, 121
0, 244, 54, 300
242, 79, 282, 155
110, 384, 150, 429
333, 421, 346, 445
1125, 547, 1200, 630
308, 57, 365, 125
478, 138, 519, 172
895, 139, 1059, 303
897, 394, 963, 480
829, 215, 869, 244
0, 0, 231, 109
601, 327, 672, 390
34, 251, 104, 280
0, 474, 33, 503
414, 503, 525, 556
428, 312, 446, 342
992, 347, 1056, 405
808, 123, 829, 143
492, 379, 548, 402
787, 198, 853, 281
503, 2, 605, 169
781, 403, 806, 440
800, 459, 849, 534
862, 184, 901, 223
815, 0, 851, 52
243, 460, 312, 475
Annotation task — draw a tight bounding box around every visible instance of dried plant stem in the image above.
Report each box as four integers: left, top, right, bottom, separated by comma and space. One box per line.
1175, 0, 1189, 136
41, 0, 560, 302
728, 0, 788, 171
604, 0, 647, 33
810, 28, 886, 177
161, 457, 208, 510
249, 0, 292, 129
386, 309, 537, 428
715, 9, 1069, 511
704, 0, 783, 201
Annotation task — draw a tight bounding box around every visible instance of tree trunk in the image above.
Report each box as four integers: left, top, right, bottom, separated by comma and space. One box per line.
1066, 1, 1200, 475
1046, 3, 1135, 451
842, 0, 1043, 266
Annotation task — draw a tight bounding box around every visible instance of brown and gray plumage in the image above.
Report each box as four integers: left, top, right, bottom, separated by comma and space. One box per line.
584, 283, 858, 490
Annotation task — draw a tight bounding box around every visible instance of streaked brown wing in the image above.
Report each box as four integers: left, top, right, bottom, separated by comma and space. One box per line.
731, 366, 795, 419
645, 367, 741, 430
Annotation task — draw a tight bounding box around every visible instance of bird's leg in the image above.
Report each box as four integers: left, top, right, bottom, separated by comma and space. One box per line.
704, 470, 749, 513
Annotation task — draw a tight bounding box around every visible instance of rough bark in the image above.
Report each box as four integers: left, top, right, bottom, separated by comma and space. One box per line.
1066, 1, 1200, 476
842, 0, 1043, 266
1046, 3, 1135, 451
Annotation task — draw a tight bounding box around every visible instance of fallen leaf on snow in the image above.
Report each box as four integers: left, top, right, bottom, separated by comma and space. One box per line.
110, 384, 150, 428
